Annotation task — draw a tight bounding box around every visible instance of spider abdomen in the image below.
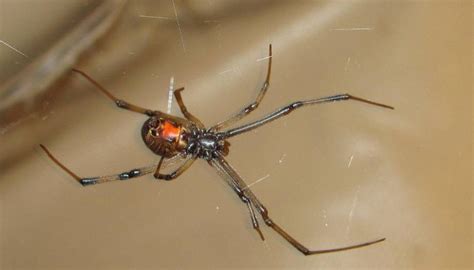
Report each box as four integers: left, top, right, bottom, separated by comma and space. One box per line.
141, 115, 190, 158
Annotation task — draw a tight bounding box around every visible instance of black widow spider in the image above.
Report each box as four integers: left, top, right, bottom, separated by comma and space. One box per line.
40, 44, 393, 255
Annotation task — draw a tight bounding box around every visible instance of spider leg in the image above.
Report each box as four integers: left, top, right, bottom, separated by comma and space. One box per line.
211, 44, 272, 131
218, 94, 394, 139
72, 69, 155, 116
154, 155, 196, 180
263, 218, 385, 255
243, 196, 265, 241
173, 87, 205, 129
39, 144, 156, 186
208, 159, 264, 240
210, 154, 385, 255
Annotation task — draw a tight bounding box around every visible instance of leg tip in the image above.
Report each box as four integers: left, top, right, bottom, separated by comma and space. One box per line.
80, 178, 97, 186
256, 228, 265, 241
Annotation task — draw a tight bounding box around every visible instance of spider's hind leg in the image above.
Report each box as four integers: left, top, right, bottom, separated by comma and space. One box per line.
211, 154, 386, 256
243, 196, 265, 241
39, 144, 155, 186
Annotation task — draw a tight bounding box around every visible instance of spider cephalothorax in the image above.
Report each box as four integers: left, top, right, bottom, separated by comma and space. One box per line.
185, 129, 230, 160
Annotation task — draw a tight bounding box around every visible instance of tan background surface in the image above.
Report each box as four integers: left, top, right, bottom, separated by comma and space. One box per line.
0, 0, 472, 269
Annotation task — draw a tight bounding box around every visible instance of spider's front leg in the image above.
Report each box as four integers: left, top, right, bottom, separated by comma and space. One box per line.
218, 94, 394, 139
72, 69, 155, 116
39, 144, 155, 186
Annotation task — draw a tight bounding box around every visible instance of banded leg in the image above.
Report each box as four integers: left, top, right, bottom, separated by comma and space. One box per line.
210, 154, 385, 255
211, 44, 273, 131
173, 87, 205, 129
72, 69, 155, 116
209, 158, 265, 240
39, 144, 156, 186
218, 94, 394, 139
154, 156, 196, 180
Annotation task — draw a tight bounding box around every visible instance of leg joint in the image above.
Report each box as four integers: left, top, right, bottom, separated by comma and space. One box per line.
240, 195, 249, 203
262, 82, 269, 91
115, 99, 127, 108
290, 101, 304, 110
119, 169, 141, 180
154, 172, 176, 181
80, 178, 98, 186
264, 218, 273, 226
244, 102, 258, 113
145, 110, 155, 116
281, 101, 303, 116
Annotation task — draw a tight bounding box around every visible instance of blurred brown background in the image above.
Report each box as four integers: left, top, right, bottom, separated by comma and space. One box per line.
0, 0, 472, 269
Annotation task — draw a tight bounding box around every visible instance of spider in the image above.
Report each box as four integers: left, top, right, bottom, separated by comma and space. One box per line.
40, 44, 393, 255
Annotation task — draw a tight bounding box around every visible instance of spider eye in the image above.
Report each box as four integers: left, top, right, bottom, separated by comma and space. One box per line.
150, 129, 158, 136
